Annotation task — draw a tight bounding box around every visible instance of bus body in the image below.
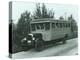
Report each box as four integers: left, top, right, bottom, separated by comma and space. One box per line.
22, 18, 72, 51
30, 18, 71, 41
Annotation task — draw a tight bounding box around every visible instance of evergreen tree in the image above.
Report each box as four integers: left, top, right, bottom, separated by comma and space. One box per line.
33, 3, 54, 19
68, 14, 78, 32
17, 11, 31, 42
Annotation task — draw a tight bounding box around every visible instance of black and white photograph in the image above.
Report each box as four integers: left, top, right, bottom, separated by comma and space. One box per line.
9, 1, 78, 59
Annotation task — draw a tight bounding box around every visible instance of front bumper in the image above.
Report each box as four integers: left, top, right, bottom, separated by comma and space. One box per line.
27, 40, 35, 47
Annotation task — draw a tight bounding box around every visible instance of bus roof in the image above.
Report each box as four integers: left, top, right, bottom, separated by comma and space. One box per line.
30, 18, 71, 23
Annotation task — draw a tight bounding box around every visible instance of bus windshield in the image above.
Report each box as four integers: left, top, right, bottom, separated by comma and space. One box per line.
27, 35, 32, 40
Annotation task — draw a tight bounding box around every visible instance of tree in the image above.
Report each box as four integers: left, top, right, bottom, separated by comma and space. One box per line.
33, 3, 54, 19
17, 11, 31, 44
34, 3, 42, 19
41, 3, 47, 18
48, 9, 54, 18
68, 14, 78, 32
59, 16, 64, 20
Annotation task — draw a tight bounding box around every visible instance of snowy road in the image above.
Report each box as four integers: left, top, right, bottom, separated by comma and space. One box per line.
12, 38, 78, 59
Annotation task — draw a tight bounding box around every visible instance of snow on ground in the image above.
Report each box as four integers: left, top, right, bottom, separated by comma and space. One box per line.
12, 38, 78, 59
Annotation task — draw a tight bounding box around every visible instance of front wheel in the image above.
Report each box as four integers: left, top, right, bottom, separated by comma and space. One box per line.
35, 39, 45, 51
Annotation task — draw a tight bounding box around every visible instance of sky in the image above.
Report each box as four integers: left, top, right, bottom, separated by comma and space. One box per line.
12, 1, 78, 24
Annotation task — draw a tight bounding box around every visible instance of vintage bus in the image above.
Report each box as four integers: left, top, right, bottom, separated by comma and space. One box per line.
23, 18, 72, 51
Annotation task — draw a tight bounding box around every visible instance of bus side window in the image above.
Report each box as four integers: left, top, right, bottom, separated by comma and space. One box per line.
40, 23, 44, 29
52, 23, 55, 28
68, 23, 70, 27
63, 23, 65, 27
66, 23, 68, 27
31, 24, 36, 31
64, 23, 66, 27
58, 23, 60, 28
56, 23, 58, 28
58, 23, 61, 28
60, 23, 62, 28
45, 22, 50, 30
36, 23, 40, 30
65, 23, 67, 27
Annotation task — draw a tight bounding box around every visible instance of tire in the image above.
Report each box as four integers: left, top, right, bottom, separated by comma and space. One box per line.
35, 39, 44, 51
62, 39, 66, 44
62, 34, 68, 44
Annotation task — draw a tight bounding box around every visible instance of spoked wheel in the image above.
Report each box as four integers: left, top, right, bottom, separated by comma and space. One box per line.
35, 39, 45, 51
62, 34, 68, 44
62, 39, 66, 44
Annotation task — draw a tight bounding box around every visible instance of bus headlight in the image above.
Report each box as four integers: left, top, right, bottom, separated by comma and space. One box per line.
33, 37, 35, 40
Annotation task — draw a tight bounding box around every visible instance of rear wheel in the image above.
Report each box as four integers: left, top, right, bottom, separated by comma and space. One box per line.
35, 39, 44, 51
62, 39, 66, 44
62, 34, 68, 44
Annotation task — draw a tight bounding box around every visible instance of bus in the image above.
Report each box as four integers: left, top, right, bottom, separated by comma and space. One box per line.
23, 18, 72, 51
